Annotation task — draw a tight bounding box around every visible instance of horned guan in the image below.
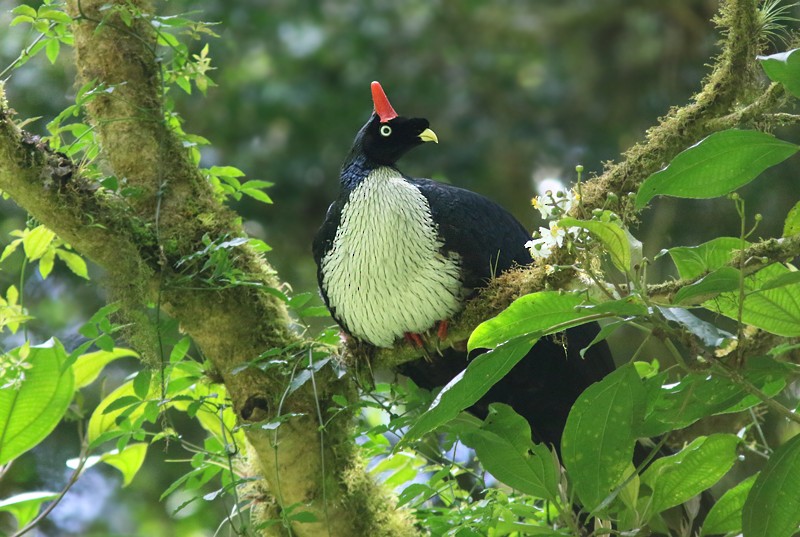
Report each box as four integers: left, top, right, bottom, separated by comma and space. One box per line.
313, 81, 615, 450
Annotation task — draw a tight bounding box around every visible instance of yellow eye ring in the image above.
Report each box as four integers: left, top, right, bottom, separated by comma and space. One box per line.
379, 125, 392, 137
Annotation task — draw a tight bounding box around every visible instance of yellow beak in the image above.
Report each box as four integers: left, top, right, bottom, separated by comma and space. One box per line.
419, 128, 439, 144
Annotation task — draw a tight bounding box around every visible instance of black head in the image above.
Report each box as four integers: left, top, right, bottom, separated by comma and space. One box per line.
346, 81, 438, 168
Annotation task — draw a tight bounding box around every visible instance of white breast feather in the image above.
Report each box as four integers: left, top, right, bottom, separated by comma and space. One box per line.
321, 167, 463, 347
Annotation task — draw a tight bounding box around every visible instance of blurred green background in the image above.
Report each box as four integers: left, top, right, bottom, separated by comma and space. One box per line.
1, 0, 798, 535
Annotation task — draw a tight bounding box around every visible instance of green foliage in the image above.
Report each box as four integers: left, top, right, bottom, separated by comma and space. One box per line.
742, 434, 800, 537
401, 339, 533, 443
562, 364, 644, 512
0, 340, 74, 465
636, 129, 799, 208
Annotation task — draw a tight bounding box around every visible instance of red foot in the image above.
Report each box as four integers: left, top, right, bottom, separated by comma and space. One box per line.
404, 332, 425, 347
437, 320, 449, 340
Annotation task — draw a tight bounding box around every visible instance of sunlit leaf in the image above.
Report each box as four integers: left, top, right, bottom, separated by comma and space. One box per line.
55, 250, 89, 279
73, 348, 139, 389
21, 225, 55, 261
636, 130, 798, 208
714, 263, 800, 337
470, 291, 596, 351
0, 340, 75, 465
101, 443, 148, 487
0, 491, 59, 528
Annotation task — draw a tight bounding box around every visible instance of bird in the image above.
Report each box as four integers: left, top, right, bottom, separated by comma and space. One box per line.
312, 81, 616, 451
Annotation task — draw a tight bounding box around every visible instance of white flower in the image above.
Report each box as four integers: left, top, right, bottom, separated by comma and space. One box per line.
531, 188, 581, 220
531, 196, 550, 219
540, 221, 566, 248
526, 222, 568, 259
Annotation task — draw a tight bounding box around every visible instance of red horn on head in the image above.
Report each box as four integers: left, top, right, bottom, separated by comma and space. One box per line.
371, 81, 398, 123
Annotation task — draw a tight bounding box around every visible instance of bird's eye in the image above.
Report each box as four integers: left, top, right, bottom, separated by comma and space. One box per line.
379, 125, 392, 137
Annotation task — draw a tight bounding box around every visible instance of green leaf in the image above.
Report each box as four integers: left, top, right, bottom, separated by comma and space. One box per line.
401, 339, 533, 442
55, 250, 89, 279
208, 165, 245, 177
562, 364, 645, 512
560, 216, 632, 272
73, 348, 138, 389
100, 443, 147, 487
636, 130, 799, 209
242, 188, 274, 204
45, 38, 60, 64
0, 340, 75, 465
88, 379, 154, 444
10, 15, 34, 27
759, 49, 800, 98
37, 8, 72, 25
668, 237, 743, 279
170, 337, 191, 363
11, 5, 37, 18
133, 369, 152, 399
469, 291, 596, 351
21, 225, 55, 261
641, 357, 790, 436
714, 263, 800, 337
461, 404, 559, 501
641, 434, 739, 514
701, 473, 758, 536
742, 433, 800, 537
759, 270, 800, 291
1, 239, 22, 262
0, 491, 59, 528
38, 249, 55, 279
673, 266, 741, 304
784, 200, 800, 237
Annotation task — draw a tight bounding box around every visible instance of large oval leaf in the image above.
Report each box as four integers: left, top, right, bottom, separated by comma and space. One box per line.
668, 237, 743, 280
562, 363, 645, 512
636, 130, 799, 209
673, 266, 741, 305
401, 338, 533, 442
701, 473, 758, 536
641, 434, 739, 514
742, 433, 800, 537
0, 340, 75, 465
461, 404, 560, 502
469, 291, 592, 351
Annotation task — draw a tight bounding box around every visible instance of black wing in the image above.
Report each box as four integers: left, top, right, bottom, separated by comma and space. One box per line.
410, 178, 532, 291
398, 178, 615, 451
312, 197, 347, 329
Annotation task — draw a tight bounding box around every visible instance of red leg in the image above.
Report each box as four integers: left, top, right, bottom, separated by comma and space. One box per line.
404, 332, 425, 347
437, 320, 449, 340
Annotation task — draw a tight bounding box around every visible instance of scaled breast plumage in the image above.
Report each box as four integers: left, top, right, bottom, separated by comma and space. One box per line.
320, 167, 463, 347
